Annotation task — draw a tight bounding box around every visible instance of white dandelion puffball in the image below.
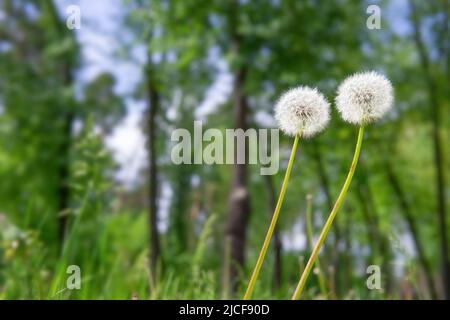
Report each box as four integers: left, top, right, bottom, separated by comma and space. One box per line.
274, 86, 331, 138
335, 71, 394, 125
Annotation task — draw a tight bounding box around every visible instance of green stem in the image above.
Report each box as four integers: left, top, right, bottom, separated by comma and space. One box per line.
305, 194, 328, 298
292, 126, 364, 300
244, 134, 300, 300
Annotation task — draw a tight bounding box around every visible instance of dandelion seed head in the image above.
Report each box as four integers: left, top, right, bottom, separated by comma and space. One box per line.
335, 71, 394, 125
274, 86, 331, 138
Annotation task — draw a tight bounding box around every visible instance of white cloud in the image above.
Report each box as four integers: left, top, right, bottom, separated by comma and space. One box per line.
105, 101, 147, 188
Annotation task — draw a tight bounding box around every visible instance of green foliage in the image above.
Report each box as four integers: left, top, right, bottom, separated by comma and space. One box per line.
0, 0, 449, 300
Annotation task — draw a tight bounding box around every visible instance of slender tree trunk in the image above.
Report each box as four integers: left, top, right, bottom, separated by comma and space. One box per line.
311, 143, 340, 295
356, 184, 377, 264
59, 65, 74, 243
57, 107, 73, 242
342, 209, 353, 294
57, 64, 74, 241
356, 174, 393, 295
146, 63, 161, 283
225, 65, 251, 291
45, 0, 74, 242
410, 0, 450, 299
311, 144, 335, 218
224, 1, 251, 292
438, 0, 449, 82
365, 184, 393, 296
188, 187, 201, 251
170, 165, 190, 253
385, 160, 437, 299
263, 174, 282, 291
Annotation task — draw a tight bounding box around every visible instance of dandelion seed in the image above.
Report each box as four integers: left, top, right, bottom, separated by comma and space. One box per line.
275, 86, 331, 138
335, 71, 394, 125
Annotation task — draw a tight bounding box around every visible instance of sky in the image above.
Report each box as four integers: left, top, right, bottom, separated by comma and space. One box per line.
56, 0, 147, 187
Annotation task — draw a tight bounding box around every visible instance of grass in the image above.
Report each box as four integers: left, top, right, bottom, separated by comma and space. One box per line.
0, 205, 397, 300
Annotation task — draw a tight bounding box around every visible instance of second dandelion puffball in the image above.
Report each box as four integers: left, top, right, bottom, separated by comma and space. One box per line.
275, 86, 331, 138
335, 71, 394, 125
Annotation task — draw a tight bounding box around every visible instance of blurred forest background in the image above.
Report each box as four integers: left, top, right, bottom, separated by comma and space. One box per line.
0, 0, 449, 300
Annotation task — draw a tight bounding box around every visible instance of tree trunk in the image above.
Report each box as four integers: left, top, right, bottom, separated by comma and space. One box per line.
311, 143, 340, 295
342, 209, 353, 294
355, 173, 393, 295
224, 1, 251, 292
57, 107, 73, 242
385, 160, 437, 299
356, 183, 378, 267
146, 63, 161, 283
410, 0, 450, 299
45, 0, 74, 242
225, 65, 251, 291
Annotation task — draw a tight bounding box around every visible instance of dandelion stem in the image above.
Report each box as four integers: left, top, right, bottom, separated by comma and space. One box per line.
244, 134, 300, 300
292, 126, 364, 300
305, 194, 328, 298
